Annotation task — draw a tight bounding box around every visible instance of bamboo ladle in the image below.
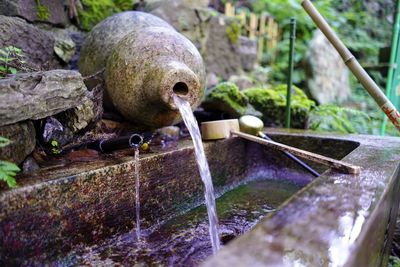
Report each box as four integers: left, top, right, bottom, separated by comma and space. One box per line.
201, 116, 361, 175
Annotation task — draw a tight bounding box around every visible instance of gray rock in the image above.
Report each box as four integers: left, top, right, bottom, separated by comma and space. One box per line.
57, 84, 103, 134
239, 36, 257, 71
0, 70, 88, 126
157, 126, 180, 140
0, 121, 35, 164
305, 30, 350, 104
228, 74, 254, 90
40, 116, 73, 150
205, 16, 242, 80
57, 97, 95, 133
0, 15, 60, 70
150, 2, 243, 80
22, 156, 40, 174
49, 28, 76, 64
206, 72, 219, 89
0, 0, 69, 26
252, 66, 270, 86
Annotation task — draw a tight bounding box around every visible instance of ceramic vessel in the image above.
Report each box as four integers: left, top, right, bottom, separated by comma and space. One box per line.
79, 11, 205, 128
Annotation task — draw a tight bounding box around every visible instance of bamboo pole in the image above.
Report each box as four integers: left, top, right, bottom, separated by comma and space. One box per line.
231, 131, 361, 174
249, 13, 258, 40
257, 13, 267, 64
381, 0, 400, 135
285, 18, 296, 128
238, 11, 247, 36
267, 17, 274, 55
301, 0, 400, 132
271, 20, 279, 65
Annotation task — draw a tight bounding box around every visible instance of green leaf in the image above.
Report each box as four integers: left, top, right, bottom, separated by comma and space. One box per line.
0, 160, 19, 188
9, 68, 17, 74
0, 136, 11, 148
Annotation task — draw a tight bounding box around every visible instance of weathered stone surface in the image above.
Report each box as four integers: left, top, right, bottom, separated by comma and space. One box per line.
0, 0, 69, 26
50, 28, 76, 64
79, 11, 173, 82
80, 11, 205, 129
57, 98, 95, 133
202, 82, 261, 118
0, 121, 35, 164
228, 74, 254, 90
0, 70, 88, 126
57, 82, 103, 134
22, 156, 39, 174
305, 30, 351, 104
0, 15, 60, 70
206, 16, 242, 80
206, 72, 219, 89
239, 36, 257, 71
157, 125, 180, 140
150, 2, 244, 80
252, 65, 270, 86
40, 116, 73, 149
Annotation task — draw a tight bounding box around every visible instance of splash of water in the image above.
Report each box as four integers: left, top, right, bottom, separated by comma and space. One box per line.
173, 94, 220, 254
134, 147, 141, 240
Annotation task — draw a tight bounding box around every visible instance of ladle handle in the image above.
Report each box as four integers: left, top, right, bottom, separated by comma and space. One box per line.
231, 131, 361, 175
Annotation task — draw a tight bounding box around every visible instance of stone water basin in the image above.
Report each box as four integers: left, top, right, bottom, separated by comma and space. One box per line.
1, 130, 399, 266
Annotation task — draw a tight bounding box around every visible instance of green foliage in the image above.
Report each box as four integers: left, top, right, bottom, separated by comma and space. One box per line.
308, 104, 371, 134
389, 256, 400, 267
35, 0, 49, 21
226, 20, 241, 44
0, 137, 19, 188
238, 0, 392, 86
0, 46, 25, 78
243, 84, 315, 128
78, 0, 133, 31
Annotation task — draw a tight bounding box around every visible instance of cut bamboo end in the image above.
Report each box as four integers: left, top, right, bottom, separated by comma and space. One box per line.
201, 119, 240, 140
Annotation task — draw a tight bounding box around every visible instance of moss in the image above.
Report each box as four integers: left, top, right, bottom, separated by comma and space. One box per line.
243, 85, 315, 128
35, 0, 49, 21
202, 82, 260, 118
78, 0, 132, 31
226, 20, 241, 44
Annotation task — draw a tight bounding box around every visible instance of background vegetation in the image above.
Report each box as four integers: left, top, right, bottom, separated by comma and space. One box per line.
221, 0, 397, 136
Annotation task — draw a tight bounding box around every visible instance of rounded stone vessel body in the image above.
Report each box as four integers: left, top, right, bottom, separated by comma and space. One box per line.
79, 11, 206, 129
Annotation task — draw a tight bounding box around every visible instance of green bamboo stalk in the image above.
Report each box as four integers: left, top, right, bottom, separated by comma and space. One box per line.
285, 18, 296, 129
381, 0, 400, 135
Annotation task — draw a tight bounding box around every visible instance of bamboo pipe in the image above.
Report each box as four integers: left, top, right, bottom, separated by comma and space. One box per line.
301, 0, 400, 132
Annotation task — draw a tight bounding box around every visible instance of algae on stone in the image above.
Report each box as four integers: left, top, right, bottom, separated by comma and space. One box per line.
243, 85, 315, 128
202, 82, 261, 118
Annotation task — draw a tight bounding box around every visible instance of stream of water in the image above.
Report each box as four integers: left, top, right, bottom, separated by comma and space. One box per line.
134, 147, 141, 240
173, 94, 221, 254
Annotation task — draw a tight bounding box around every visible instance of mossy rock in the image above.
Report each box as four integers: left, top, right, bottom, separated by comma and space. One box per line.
202, 82, 261, 118
243, 85, 315, 128
78, 0, 133, 31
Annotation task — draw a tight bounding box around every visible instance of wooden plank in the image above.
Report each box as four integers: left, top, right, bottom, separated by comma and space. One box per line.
257, 13, 267, 64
